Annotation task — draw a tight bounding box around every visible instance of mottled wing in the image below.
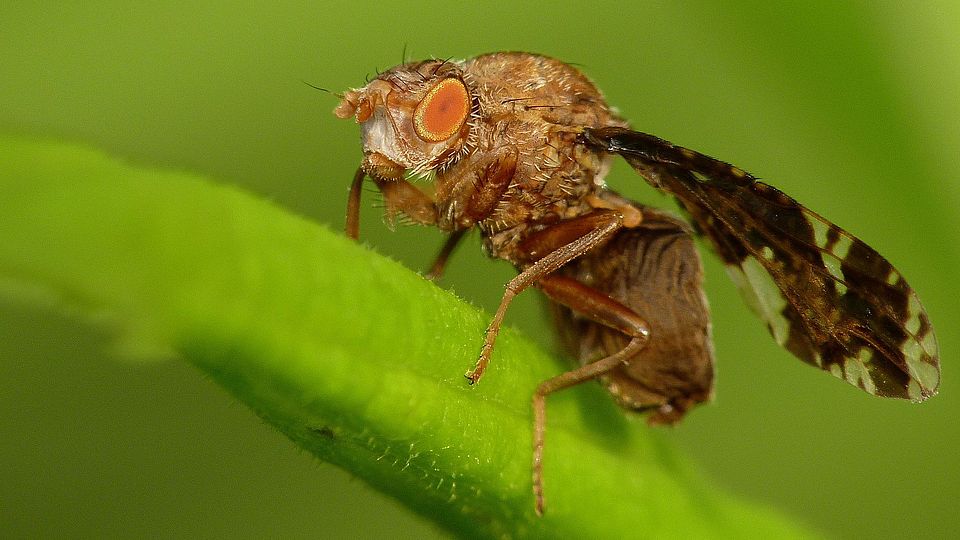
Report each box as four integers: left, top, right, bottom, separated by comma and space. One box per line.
580, 127, 939, 401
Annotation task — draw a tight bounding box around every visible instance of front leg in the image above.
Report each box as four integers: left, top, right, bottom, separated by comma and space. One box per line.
424, 229, 467, 281
345, 167, 366, 240
425, 147, 517, 278
373, 176, 438, 229
435, 146, 518, 230
344, 168, 439, 240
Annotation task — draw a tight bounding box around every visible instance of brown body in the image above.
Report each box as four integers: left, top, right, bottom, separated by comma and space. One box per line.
336, 52, 713, 416
336, 51, 938, 515
337, 53, 715, 513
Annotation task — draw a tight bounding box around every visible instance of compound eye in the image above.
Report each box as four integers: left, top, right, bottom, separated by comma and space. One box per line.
413, 78, 470, 143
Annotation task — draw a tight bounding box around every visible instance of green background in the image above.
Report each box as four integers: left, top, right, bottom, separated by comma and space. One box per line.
2, 1, 957, 538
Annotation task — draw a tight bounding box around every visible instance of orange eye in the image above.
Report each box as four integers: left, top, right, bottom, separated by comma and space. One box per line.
414, 78, 470, 142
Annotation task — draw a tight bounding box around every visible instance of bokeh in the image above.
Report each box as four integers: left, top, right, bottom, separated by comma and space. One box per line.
2, 2, 957, 538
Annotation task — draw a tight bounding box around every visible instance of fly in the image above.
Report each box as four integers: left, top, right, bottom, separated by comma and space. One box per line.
334, 52, 940, 515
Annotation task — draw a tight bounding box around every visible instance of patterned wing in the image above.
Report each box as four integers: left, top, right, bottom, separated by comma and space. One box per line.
580, 127, 939, 401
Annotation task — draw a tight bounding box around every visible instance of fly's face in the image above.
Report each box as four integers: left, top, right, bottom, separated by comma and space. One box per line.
335, 60, 476, 180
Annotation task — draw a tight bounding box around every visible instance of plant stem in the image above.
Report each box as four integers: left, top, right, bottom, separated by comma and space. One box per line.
0, 137, 814, 538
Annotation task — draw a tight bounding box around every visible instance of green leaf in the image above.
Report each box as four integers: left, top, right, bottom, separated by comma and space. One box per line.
0, 137, 814, 538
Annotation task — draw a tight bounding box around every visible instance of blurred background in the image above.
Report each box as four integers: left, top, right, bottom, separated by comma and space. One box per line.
2, 1, 957, 538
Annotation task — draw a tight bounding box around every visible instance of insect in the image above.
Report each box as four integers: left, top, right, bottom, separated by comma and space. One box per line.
334, 52, 940, 514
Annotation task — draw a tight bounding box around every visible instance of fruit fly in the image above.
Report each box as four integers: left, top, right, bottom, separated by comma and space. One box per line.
334, 52, 939, 515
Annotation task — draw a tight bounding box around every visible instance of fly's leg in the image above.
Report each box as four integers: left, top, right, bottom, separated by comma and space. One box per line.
464, 210, 626, 384
344, 168, 438, 240
345, 167, 366, 240
531, 274, 651, 515
344, 169, 463, 279
348, 147, 513, 267
373, 176, 438, 229
425, 229, 467, 281
425, 148, 515, 278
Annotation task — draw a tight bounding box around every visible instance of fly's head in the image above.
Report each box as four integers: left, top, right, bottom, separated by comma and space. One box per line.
335, 59, 477, 180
